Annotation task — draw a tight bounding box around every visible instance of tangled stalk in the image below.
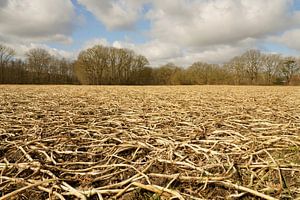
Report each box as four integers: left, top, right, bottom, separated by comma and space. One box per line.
0, 85, 299, 199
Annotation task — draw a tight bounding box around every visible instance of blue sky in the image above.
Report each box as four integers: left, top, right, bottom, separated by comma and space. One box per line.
1, 0, 300, 66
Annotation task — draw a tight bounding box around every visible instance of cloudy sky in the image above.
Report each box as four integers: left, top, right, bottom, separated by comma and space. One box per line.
1, 0, 300, 66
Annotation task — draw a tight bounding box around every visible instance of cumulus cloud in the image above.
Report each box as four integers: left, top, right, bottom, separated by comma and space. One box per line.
2, 42, 75, 60
24, 44, 75, 60
137, 39, 257, 66
83, 38, 110, 49
146, 0, 300, 47
112, 40, 182, 61
83, 37, 256, 66
268, 29, 300, 51
77, 0, 146, 30
164, 44, 252, 66
0, 0, 76, 44
1, 0, 300, 66
78, 0, 300, 65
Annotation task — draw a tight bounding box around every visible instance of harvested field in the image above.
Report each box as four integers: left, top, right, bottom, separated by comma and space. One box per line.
0, 85, 299, 200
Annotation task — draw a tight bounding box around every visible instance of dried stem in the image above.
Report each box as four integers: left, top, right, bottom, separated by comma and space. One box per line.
0, 85, 299, 199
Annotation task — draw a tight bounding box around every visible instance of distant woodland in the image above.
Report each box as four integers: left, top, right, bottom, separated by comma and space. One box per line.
0, 43, 300, 85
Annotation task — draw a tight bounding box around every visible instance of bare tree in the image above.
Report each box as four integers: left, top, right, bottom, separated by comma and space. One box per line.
75, 45, 149, 85
0, 44, 15, 83
1, 44, 300, 85
152, 63, 181, 85
26, 48, 52, 83
241, 49, 261, 84
225, 56, 246, 85
129, 55, 149, 84
188, 62, 214, 84
261, 54, 281, 85
279, 57, 300, 85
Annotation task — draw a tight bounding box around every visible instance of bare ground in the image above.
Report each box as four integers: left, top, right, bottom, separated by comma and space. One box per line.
0, 85, 299, 200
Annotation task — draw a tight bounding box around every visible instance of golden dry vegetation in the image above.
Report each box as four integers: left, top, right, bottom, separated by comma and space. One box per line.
0, 85, 300, 200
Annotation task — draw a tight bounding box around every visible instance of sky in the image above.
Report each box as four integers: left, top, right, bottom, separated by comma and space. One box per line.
1, 0, 300, 66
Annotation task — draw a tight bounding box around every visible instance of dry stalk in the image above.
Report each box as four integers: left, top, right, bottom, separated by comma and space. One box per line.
0, 85, 299, 199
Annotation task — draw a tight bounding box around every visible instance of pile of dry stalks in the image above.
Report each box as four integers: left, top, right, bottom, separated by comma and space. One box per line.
0, 85, 299, 200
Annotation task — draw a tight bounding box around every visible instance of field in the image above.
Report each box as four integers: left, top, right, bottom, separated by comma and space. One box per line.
0, 85, 299, 200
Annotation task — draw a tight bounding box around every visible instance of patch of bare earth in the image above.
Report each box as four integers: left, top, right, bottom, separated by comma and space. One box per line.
0, 85, 299, 200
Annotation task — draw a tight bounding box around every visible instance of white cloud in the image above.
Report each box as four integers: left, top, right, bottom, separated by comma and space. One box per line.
2, 42, 75, 60
164, 44, 252, 66
81, 38, 182, 65
138, 38, 257, 66
78, 0, 300, 66
83, 37, 256, 66
146, 0, 300, 47
0, 0, 78, 61
112, 40, 182, 61
268, 29, 300, 51
2, 0, 300, 66
77, 0, 146, 30
83, 38, 110, 49
0, 0, 76, 44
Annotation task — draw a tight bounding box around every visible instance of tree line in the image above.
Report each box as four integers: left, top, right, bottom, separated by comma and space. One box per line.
0, 45, 77, 84
0, 44, 300, 85
75, 45, 149, 85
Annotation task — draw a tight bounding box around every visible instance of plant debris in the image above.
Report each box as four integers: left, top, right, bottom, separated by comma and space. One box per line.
0, 85, 299, 200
